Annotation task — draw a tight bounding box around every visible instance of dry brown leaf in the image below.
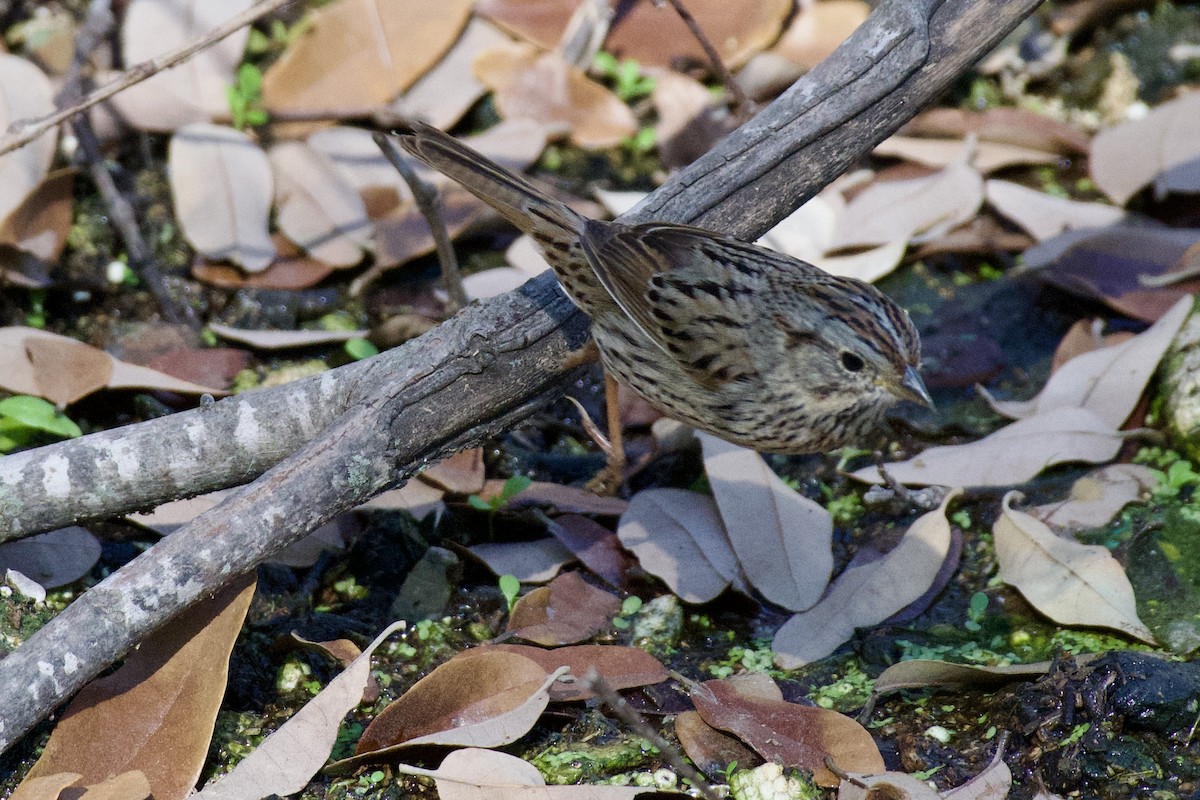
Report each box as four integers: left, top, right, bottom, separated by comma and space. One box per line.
984, 179, 1125, 241
169, 123, 275, 271
9, 773, 84, 800
462, 267, 531, 299
341, 650, 551, 767
995, 492, 1155, 643
207, 323, 368, 349
0, 168, 75, 262
700, 432, 833, 611
979, 296, 1190, 427
852, 407, 1126, 488
940, 748, 1012, 799
420, 448, 486, 494
262, 0, 472, 115
391, 17, 512, 130
192, 233, 335, 289
269, 141, 372, 267
360, 482, 447, 521
491, 481, 629, 516
839, 772, 941, 799
903, 107, 1090, 155
475, 41, 636, 149
469, 538, 576, 583
691, 677, 884, 787
1031, 464, 1156, 531
195, 621, 404, 799
875, 136, 1060, 174
459, 643, 668, 702
871, 657, 1098, 696
0, 54, 57, 225
1050, 319, 1132, 371
506, 571, 621, 645
431, 748, 653, 800
617, 488, 742, 603
767, 0, 868, 70
651, 70, 729, 170
675, 710, 762, 777
1091, 92, 1200, 206
773, 490, 959, 669
833, 162, 984, 249
0, 526, 100, 588
547, 514, 637, 591
23, 576, 256, 799
114, 0, 250, 130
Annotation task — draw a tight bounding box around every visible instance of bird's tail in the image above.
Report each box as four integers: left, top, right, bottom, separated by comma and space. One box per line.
389, 120, 584, 245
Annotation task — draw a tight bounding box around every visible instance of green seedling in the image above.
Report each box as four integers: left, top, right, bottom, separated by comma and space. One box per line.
0, 396, 82, 453
499, 574, 521, 613
227, 62, 269, 129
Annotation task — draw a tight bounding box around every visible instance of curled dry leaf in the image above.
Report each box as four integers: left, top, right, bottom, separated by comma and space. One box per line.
360, 481, 446, 522
269, 142, 372, 267
1090, 92, 1200, 206
617, 488, 742, 604
506, 571, 621, 645
832, 161, 985, 249
995, 492, 1155, 643
195, 621, 404, 800
980, 295, 1191, 427
23, 576, 256, 800
871, 656, 1098, 696
690, 677, 884, 787
852, 407, 1126, 488
547, 514, 637, 592
307, 126, 413, 209
0, 526, 100, 589
903, 107, 1091, 155
431, 748, 653, 800
474, 41, 636, 149
459, 643, 668, 702
699, 432, 833, 611
940, 747, 1012, 799
114, 0, 251, 131
169, 124, 275, 272
675, 710, 762, 778
1050, 319, 1132, 372
839, 772, 941, 800
984, 179, 1125, 241
207, 323, 369, 350
262, 0, 473, 114
0, 54, 58, 225
469, 538, 576, 583
1031, 464, 1157, 531
875, 135, 1061, 174
772, 490, 960, 669
421, 448, 486, 494
0, 168, 75, 263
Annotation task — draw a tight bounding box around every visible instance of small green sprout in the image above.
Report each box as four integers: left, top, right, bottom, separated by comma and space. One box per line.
612, 595, 643, 630
964, 591, 988, 632
0, 396, 82, 452
499, 574, 521, 612
468, 474, 532, 512
227, 62, 269, 129
343, 338, 378, 361
592, 52, 657, 101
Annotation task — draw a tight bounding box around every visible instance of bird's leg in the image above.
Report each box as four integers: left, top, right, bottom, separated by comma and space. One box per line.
558, 337, 601, 371
584, 373, 628, 495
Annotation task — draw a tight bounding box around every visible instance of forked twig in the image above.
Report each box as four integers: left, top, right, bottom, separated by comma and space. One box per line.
655, 0, 755, 120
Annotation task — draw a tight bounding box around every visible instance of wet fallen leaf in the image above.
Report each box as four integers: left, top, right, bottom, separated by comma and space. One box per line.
1031, 464, 1156, 531
547, 514, 637, 591
207, 323, 369, 349
23, 576, 256, 799
430, 748, 657, 799
359, 482, 446, 522
506, 571, 621, 645
0, 526, 100, 588
169, 123, 275, 272
475, 41, 636, 149
700, 432, 833, 611
195, 621, 404, 799
617, 488, 742, 603
690, 677, 885, 787
984, 179, 1125, 241
470, 538, 576, 583
995, 492, 1155, 643
0, 54, 59, 225
262, 0, 473, 114
979, 296, 1190, 427
459, 643, 668, 702
675, 710, 762, 778
852, 407, 1126, 488
1091, 91, 1200, 205
773, 490, 959, 668
269, 141, 372, 267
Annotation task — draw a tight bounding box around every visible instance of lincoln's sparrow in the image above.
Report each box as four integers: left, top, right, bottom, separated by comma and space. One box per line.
392, 121, 930, 453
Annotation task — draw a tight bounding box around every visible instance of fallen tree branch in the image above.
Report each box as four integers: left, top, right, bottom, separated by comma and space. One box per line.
0, 0, 1042, 754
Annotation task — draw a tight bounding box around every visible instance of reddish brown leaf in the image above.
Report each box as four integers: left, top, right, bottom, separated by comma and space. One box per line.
464, 643, 668, 702
26, 336, 113, 406
547, 514, 637, 591
0, 168, 75, 262
506, 572, 621, 645
478, 480, 629, 516
421, 448, 486, 494
674, 710, 761, 778
146, 348, 250, 390
690, 677, 884, 787
192, 233, 336, 290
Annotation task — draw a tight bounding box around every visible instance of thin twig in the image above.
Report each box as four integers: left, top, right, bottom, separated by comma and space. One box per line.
558, 0, 614, 69
0, 0, 300, 158
586, 669, 721, 800
655, 0, 755, 121
373, 131, 468, 312
60, 0, 200, 328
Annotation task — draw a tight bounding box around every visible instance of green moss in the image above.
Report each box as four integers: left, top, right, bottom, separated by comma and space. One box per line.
531, 737, 658, 784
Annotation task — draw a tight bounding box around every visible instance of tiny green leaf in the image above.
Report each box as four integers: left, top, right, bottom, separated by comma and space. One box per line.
499, 574, 521, 611
344, 338, 379, 361
0, 396, 82, 439
499, 474, 532, 503
467, 494, 494, 512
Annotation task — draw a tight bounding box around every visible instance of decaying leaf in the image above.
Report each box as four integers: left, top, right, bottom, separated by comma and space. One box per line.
0, 526, 101, 588
207, 323, 369, 349
700, 432, 833, 611
1090, 91, 1200, 205
876, 136, 1061, 174
0, 168, 75, 262
469, 538, 576, 583
506, 571, 621, 645
0, 54, 58, 226
196, 621, 405, 799
269, 141, 372, 267
852, 407, 1126, 488
766, 0, 869, 70
985, 179, 1126, 241
994, 492, 1155, 643
675, 710, 762, 778
872, 656, 1098, 696
421, 448, 486, 494
1031, 464, 1157, 531
839, 772, 941, 800
617, 488, 742, 603
23, 576, 256, 800
547, 514, 637, 591
430, 748, 656, 799
457, 643, 668, 702
169, 124, 275, 272
773, 490, 960, 668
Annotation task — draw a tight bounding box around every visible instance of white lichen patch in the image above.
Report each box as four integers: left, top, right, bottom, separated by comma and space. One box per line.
107, 437, 141, 482
234, 402, 261, 449
62, 651, 80, 674
40, 453, 71, 499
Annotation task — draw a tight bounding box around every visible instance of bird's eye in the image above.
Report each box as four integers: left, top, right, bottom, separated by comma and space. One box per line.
840, 351, 864, 372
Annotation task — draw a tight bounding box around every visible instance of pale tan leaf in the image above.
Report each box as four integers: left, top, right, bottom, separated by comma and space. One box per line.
25, 336, 113, 406
0, 526, 101, 588
0, 54, 57, 224
207, 323, 368, 349
1032, 464, 1156, 531
432, 748, 652, 800
307, 126, 413, 203
505, 235, 551, 275
979, 296, 1190, 427
940, 750, 1011, 799
359, 482, 446, 521
195, 621, 405, 799
116, 0, 251, 130
0, 168, 75, 261
617, 488, 742, 603
995, 492, 1155, 643
832, 162, 984, 249
773, 490, 959, 669
872, 658, 1090, 696
475, 41, 636, 149
391, 17, 512, 130
462, 267, 530, 300
269, 141, 372, 267
10, 773, 84, 800
985, 179, 1125, 241
852, 408, 1126, 488
262, 0, 473, 114
767, 0, 869, 70
700, 432, 833, 611
875, 135, 1059, 173
1091, 92, 1200, 205
420, 449, 486, 494
839, 772, 940, 800
24, 576, 257, 800
469, 538, 575, 583
169, 124, 275, 271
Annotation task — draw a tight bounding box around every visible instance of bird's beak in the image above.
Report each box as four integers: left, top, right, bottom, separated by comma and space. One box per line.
890, 365, 934, 409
